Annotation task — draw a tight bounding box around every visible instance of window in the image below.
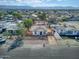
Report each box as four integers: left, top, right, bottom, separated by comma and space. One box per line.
35, 31, 37, 35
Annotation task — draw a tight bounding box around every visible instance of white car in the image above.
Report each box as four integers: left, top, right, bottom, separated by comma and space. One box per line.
0, 37, 6, 45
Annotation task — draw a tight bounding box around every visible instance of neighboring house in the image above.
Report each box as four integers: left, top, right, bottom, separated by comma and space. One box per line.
0, 21, 6, 33
4, 22, 20, 35
52, 25, 79, 36
0, 25, 3, 33
68, 17, 79, 21
4, 15, 13, 20
34, 21, 48, 25
61, 30, 79, 36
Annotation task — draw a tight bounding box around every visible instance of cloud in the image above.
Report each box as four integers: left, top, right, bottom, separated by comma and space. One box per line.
57, 0, 63, 1
0, 0, 74, 7
57, 0, 66, 2
16, 0, 42, 3
15, 0, 44, 6
0, 0, 66, 4
16, 0, 22, 2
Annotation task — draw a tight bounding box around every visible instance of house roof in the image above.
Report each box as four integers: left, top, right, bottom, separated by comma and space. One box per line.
30, 25, 47, 32
4, 22, 19, 30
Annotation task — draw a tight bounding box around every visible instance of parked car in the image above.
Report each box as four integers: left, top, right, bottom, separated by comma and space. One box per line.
0, 37, 6, 45
7, 37, 23, 52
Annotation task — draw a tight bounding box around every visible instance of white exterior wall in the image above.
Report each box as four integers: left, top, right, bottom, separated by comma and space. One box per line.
32, 32, 36, 35
32, 31, 47, 35
32, 31, 40, 35
37, 31, 40, 35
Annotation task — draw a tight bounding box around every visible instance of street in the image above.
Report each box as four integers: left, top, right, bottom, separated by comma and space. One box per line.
0, 36, 79, 59
0, 46, 79, 59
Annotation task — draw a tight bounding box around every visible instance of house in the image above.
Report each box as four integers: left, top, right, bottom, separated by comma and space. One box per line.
4, 22, 20, 35
0, 21, 6, 33
30, 25, 48, 36
30, 21, 48, 36
52, 25, 79, 36
34, 21, 48, 25
0, 24, 3, 33
4, 15, 13, 21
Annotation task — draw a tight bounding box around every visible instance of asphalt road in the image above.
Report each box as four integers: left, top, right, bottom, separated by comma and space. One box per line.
0, 46, 79, 59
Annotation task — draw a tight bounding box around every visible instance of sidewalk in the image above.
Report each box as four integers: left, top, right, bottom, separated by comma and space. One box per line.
20, 40, 48, 48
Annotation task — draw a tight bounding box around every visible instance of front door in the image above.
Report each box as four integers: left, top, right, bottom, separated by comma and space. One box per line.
40, 32, 42, 35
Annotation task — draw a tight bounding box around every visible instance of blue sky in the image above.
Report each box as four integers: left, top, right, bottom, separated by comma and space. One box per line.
0, 0, 79, 7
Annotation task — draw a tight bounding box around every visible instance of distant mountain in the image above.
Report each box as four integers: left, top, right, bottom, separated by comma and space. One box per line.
0, 5, 33, 9
34, 6, 79, 9
0, 5, 79, 10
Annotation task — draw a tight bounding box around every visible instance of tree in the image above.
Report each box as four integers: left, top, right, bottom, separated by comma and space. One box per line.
17, 22, 24, 29
61, 17, 69, 21
12, 11, 22, 19
38, 12, 47, 20
16, 22, 28, 36
0, 11, 4, 20
23, 18, 33, 31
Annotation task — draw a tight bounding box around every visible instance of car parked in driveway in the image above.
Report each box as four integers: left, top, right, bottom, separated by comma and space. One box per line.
0, 37, 6, 45
7, 36, 23, 52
